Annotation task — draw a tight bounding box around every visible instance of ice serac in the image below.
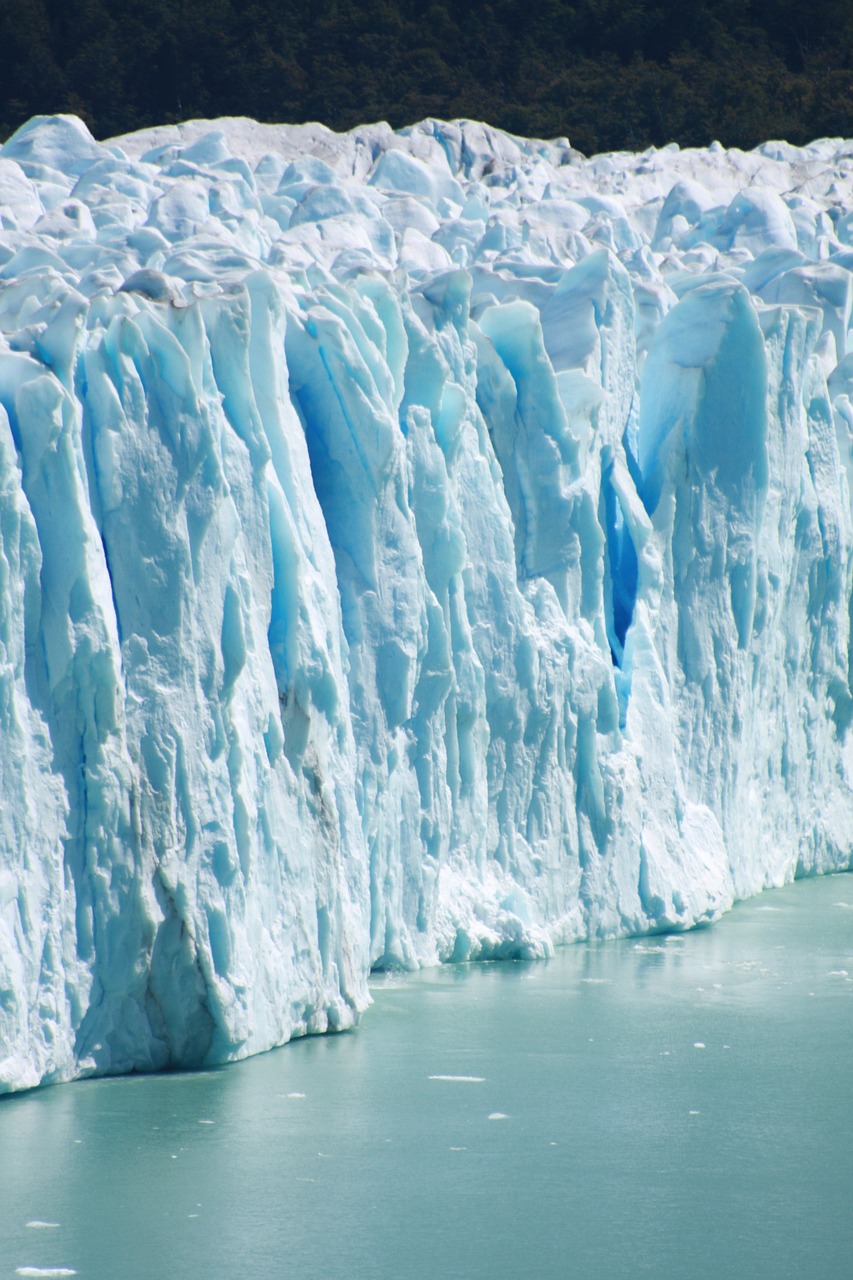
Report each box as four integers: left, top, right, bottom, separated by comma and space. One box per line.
0, 113, 852, 1091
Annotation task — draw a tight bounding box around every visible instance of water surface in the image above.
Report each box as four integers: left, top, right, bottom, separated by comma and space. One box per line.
2, 874, 852, 1279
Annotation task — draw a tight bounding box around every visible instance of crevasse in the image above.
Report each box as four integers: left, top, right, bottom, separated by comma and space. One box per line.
0, 113, 851, 1092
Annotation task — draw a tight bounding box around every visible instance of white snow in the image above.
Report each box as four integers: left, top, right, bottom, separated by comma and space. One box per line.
0, 112, 852, 1092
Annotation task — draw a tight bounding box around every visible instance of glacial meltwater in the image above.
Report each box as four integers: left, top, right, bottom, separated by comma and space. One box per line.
2, 874, 852, 1280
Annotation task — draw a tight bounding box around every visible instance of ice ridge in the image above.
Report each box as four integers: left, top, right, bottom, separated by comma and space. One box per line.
0, 113, 851, 1091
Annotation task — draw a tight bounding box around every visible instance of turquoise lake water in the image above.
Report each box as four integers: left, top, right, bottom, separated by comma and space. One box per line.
1, 873, 852, 1279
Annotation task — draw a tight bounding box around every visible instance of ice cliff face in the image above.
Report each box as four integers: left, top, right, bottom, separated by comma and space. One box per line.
0, 113, 852, 1091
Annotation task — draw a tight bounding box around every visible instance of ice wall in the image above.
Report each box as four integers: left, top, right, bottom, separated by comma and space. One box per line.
0, 114, 851, 1091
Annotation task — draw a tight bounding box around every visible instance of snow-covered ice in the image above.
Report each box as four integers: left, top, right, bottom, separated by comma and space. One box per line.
0, 112, 852, 1091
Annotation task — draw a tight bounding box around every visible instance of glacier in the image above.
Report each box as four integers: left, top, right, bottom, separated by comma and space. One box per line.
0, 112, 852, 1092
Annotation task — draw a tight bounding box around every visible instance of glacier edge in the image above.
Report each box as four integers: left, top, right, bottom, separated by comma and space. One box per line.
0, 112, 851, 1090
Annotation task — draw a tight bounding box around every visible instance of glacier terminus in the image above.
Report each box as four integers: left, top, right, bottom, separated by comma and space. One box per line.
0, 113, 852, 1092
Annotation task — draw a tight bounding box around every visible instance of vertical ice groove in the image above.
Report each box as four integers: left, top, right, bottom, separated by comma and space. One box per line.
1, 112, 853, 1089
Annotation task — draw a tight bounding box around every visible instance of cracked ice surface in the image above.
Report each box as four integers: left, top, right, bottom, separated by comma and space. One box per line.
0, 113, 852, 1090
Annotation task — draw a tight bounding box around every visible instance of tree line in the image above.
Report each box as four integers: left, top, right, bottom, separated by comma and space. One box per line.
1, 0, 852, 153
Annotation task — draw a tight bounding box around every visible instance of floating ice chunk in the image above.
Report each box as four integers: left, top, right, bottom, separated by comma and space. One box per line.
15, 1270, 77, 1278
428, 1075, 487, 1083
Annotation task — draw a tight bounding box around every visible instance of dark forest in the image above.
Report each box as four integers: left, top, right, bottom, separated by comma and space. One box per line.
2, 0, 853, 152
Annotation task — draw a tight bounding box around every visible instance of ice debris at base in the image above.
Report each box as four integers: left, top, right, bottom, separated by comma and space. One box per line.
0, 112, 852, 1092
